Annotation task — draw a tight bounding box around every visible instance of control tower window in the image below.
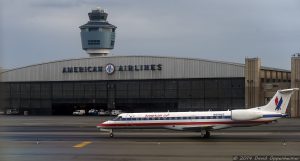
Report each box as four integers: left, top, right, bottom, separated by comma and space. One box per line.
88, 40, 100, 45
110, 41, 115, 46
101, 28, 112, 32
81, 28, 88, 32
89, 27, 99, 32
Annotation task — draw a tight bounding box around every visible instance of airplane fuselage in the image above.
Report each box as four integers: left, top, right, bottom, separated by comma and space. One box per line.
97, 110, 285, 131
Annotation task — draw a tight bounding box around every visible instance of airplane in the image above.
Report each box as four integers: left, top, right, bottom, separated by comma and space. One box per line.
97, 88, 299, 138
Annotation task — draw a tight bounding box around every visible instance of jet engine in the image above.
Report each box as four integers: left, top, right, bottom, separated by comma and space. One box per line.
231, 109, 263, 121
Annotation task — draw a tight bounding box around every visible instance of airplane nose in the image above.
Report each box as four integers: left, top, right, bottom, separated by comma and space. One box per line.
97, 121, 112, 132
96, 121, 106, 129
96, 121, 111, 129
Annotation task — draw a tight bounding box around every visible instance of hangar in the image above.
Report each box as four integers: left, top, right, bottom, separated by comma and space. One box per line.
0, 56, 246, 115
0, 8, 299, 116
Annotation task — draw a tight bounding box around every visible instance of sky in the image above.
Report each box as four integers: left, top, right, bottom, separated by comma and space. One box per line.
1, 0, 300, 70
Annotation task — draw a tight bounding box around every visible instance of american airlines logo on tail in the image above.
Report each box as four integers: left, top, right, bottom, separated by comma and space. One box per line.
275, 97, 283, 111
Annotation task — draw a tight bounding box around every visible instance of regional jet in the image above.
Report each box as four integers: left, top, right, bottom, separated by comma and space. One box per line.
97, 88, 299, 138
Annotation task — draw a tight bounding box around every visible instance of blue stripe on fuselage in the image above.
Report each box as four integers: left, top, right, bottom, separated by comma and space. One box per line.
113, 115, 232, 121
262, 114, 285, 118
112, 114, 285, 122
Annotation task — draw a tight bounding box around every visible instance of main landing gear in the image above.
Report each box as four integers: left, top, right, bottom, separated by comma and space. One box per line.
201, 130, 210, 138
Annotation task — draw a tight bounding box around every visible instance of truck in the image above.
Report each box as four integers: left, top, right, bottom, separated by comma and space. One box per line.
111, 109, 123, 116
6, 109, 19, 115
88, 109, 98, 115
72, 110, 85, 116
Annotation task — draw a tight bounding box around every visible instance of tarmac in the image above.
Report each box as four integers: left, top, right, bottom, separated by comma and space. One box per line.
0, 116, 300, 161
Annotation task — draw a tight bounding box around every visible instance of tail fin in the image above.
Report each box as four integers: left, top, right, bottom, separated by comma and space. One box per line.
260, 88, 299, 114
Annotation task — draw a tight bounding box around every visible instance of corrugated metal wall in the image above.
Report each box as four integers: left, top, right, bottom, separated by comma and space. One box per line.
1, 56, 245, 82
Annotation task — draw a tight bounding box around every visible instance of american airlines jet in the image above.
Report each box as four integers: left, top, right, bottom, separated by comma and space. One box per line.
97, 88, 299, 138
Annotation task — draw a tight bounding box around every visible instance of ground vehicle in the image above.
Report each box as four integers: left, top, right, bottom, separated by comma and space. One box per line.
111, 110, 122, 116
98, 109, 110, 116
73, 110, 85, 116
88, 109, 98, 115
98, 88, 299, 138
6, 109, 19, 115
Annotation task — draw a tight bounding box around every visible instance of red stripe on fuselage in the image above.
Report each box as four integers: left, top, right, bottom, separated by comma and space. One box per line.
98, 120, 271, 128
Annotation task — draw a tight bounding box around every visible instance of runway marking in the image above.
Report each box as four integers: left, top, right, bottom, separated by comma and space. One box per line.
73, 141, 92, 148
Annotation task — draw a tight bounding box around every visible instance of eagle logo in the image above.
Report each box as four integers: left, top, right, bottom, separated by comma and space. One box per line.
275, 97, 283, 111
105, 64, 115, 74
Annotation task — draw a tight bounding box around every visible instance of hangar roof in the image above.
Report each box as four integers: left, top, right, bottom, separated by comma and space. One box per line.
0, 55, 289, 82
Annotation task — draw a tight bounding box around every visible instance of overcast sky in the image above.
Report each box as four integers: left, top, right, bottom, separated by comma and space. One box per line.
1, 0, 300, 70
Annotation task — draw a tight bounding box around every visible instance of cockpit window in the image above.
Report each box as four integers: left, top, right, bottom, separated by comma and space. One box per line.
113, 116, 122, 121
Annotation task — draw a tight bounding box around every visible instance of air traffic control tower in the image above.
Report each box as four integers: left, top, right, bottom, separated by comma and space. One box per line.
80, 8, 117, 57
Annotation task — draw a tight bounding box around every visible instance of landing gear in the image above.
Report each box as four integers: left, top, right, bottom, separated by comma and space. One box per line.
109, 132, 114, 138
203, 131, 210, 138
201, 130, 210, 138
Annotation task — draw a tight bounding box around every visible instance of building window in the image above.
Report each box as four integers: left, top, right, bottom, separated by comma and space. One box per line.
111, 41, 115, 46
88, 40, 100, 45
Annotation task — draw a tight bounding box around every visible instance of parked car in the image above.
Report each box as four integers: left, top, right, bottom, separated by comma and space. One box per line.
88, 109, 98, 115
111, 109, 123, 116
73, 110, 85, 116
6, 109, 19, 115
98, 109, 110, 116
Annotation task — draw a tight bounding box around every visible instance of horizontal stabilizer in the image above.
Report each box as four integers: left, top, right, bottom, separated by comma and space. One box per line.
278, 88, 299, 94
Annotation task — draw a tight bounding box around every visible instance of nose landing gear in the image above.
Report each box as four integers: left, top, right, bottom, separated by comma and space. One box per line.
109, 129, 114, 138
